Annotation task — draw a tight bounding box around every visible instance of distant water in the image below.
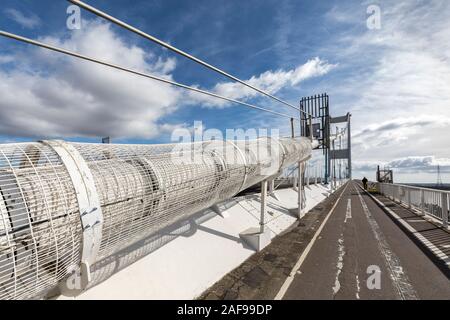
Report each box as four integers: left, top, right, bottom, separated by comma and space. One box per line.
405, 183, 450, 191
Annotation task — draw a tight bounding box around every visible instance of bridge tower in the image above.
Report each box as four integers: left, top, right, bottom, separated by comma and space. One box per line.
300, 93, 352, 184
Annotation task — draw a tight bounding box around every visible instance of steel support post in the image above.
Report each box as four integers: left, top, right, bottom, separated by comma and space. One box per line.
291, 117, 297, 192
407, 189, 411, 208
441, 193, 448, 228
298, 162, 303, 219
290, 118, 295, 138
268, 179, 274, 195
332, 134, 336, 190
420, 189, 425, 216
347, 114, 352, 180
306, 166, 310, 186
260, 180, 267, 233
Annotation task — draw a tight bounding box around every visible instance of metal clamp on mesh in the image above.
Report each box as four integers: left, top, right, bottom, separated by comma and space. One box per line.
41, 140, 103, 292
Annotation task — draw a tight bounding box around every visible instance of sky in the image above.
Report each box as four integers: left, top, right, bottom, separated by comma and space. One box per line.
0, 0, 449, 183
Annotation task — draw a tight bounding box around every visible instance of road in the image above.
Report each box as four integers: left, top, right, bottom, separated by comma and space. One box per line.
281, 181, 450, 300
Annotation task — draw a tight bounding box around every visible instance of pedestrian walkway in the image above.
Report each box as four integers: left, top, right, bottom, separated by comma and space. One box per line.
280, 181, 450, 300
202, 181, 450, 300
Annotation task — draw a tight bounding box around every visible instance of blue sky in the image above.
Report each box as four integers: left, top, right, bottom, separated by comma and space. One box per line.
0, 0, 449, 182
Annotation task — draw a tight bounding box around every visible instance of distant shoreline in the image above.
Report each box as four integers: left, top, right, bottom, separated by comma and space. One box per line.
404, 183, 450, 191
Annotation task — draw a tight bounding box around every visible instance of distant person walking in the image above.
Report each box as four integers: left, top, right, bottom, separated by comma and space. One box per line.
362, 177, 368, 190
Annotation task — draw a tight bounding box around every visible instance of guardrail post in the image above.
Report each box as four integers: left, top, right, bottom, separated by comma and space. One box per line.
240, 179, 271, 252
420, 189, 425, 216
268, 179, 274, 195
441, 193, 448, 228
315, 167, 317, 185
407, 188, 411, 208
260, 180, 267, 233
298, 162, 303, 219
306, 166, 310, 187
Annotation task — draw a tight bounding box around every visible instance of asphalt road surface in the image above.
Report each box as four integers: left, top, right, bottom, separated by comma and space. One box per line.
282, 181, 450, 300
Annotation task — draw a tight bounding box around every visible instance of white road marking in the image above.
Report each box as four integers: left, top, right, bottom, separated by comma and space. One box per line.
274, 183, 349, 300
356, 186, 419, 300
344, 199, 352, 223
406, 219, 428, 223
332, 235, 345, 296
355, 275, 361, 299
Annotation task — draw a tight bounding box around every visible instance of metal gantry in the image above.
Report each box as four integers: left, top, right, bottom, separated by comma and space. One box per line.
300, 94, 331, 183
330, 113, 352, 182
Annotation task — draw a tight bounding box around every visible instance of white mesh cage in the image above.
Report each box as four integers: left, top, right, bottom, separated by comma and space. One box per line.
0, 137, 312, 299
0, 143, 82, 300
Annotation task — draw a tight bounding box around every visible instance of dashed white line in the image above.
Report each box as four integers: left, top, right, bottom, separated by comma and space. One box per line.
406, 219, 429, 223
344, 199, 352, 223
332, 235, 345, 296
355, 275, 361, 299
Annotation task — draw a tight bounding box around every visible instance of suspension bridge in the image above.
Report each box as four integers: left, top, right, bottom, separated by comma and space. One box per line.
0, 0, 448, 301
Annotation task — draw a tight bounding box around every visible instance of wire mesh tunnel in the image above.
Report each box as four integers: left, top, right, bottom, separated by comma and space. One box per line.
0, 137, 313, 299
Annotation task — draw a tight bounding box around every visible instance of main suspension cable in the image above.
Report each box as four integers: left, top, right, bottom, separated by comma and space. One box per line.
68, 0, 311, 116
0, 31, 300, 121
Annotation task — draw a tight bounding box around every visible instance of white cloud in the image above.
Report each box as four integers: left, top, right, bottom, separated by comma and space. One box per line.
191, 57, 336, 108
0, 55, 14, 64
352, 159, 380, 172
325, 1, 450, 180
0, 19, 334, 140
352, 116, 450, 151
0, 20, 183, 139
360, 155, 450, 174
387, 156, 450, 172
353, 155, 450, 183
4, 8, 41, 29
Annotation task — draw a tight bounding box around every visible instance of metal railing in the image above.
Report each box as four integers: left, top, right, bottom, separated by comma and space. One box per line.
378, 183, 449, 228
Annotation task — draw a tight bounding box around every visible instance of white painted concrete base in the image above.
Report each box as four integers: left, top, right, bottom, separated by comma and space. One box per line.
239, 227, 271, 252
57, 184, 333, 300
